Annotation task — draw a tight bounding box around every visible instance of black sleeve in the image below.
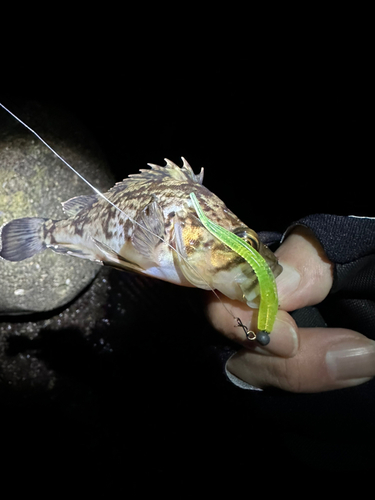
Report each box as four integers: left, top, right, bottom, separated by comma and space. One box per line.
278, 214, 375, 340
232, 215, 375, 471
219, 215, 375, 472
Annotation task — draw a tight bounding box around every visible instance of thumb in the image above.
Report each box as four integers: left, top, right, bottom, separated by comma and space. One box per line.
275, 225, 334, 311
226, 327, 375, 392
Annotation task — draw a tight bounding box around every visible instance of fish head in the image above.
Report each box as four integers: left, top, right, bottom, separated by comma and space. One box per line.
173, 214, 282, 308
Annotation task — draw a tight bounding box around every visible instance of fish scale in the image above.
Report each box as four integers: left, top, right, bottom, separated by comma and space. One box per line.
0, 102, 282, 341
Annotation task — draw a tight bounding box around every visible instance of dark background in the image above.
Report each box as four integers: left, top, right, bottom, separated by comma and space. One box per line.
1, 25, 374, 487
3, 40, 372, 228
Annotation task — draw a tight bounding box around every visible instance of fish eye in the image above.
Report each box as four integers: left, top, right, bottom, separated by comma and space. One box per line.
232, 227, 260, 251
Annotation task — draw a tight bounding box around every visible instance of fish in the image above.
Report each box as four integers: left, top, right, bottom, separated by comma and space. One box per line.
0, 157, 282, 308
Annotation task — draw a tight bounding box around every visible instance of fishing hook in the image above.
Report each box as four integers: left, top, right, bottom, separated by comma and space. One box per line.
236, 318, 271, 345
236, 317, 256, 341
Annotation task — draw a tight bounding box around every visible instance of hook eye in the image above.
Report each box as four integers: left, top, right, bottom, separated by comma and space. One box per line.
236, 317, 256, 340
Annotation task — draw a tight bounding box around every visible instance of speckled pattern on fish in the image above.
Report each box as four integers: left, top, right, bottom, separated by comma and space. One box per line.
0, 158, 282, 307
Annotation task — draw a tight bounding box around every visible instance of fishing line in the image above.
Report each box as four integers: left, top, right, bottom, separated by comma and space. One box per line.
0, 102, 245, 331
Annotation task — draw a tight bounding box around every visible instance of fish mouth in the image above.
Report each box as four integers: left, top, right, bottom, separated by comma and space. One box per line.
209, 239, 282, 308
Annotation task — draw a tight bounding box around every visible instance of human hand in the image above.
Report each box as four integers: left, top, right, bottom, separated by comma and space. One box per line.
206, 226, 375, 392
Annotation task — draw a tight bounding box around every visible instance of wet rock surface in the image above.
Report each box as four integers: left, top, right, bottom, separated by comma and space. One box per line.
0, 265, 210, 393
0, 101, 115, 314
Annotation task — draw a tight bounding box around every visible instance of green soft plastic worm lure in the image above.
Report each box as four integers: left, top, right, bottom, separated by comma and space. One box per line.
190, 192, 278, 346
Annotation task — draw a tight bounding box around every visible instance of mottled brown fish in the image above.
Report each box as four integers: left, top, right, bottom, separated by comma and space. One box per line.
0, 158, 281, 307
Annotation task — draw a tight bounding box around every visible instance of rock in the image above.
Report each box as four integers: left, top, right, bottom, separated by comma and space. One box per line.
0, 262, 207, 393
0, 265, 114, 392
0, 101, 115, 314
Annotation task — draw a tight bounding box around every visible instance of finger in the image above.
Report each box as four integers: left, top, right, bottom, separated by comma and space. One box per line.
206, 226, 333, 358
205, 293, 299, 357
226, 327, 375, 392
275, 226, 334, 311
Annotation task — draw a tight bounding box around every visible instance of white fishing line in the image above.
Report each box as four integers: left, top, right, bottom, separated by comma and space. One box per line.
0, 102, 238, 323
349, 215, 375, 219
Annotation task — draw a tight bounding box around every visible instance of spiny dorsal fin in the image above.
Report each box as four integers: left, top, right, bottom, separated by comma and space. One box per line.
62, 194, 99, 217
128, 157, 204, 185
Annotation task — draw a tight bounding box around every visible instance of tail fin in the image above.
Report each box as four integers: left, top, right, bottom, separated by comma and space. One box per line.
0, 217, 47, 261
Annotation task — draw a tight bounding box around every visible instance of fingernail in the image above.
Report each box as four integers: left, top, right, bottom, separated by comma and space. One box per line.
326, 340, 375, 386
276, 263, 301, 302
225, 353, 263, 391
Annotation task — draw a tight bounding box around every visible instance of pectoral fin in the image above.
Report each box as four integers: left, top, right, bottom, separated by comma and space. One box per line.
131, 198, 165, 263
